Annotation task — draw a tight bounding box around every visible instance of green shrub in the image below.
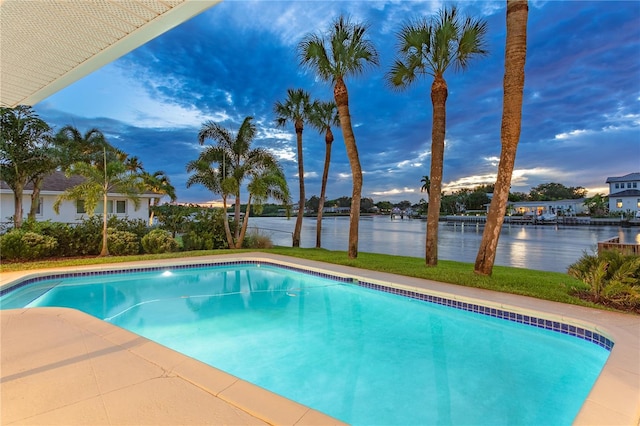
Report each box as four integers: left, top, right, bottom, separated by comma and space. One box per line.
0, 230, 57, 260
568, 250, 640, 312
107, 230, 140, 256
141, 229, 178, 254
242, 229, 273, 249
181, 208, 227, 250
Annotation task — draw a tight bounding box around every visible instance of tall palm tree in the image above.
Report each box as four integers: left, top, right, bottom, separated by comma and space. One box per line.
307, 100, 340, 248
475, 0, 528, 276
55, 125, 112, 167
386, 7, 488, 266
54, 148, 144, 256
193, 116, 288, 249
0, 105, 52, 228
143, 170, 177, 225
299, 15, 379, 259
274, 88, 312, 247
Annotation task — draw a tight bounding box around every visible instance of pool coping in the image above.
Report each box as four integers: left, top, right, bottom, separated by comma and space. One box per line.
1, 252, 639, 425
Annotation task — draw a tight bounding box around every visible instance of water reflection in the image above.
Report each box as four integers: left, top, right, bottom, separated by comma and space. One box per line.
251, 216, 640, 273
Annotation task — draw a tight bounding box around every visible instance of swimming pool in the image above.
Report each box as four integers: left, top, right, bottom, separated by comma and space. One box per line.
0, 260, 612, 425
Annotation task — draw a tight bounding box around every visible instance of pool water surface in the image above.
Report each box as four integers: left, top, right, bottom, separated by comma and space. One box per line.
0, 263, 610, 425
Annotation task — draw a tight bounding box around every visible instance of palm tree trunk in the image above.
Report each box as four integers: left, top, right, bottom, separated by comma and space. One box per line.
222, 194, 235, 249
237, 194, 253, 249
28, 178, 43, 221
148, 198, 159, 226
425, 75, 448, 266
234, 192, 241, 240
334, 76, 361, 259
316, 129, 333, 248
475, 0, 528, 275
293, 123, 305, 247
12, 183, 24, 229
100, 190, 109, 256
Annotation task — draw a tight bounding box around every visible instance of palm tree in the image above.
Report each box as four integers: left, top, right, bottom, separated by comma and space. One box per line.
55, 125, 112, 167
386, 7, 488, 266
420, 175, 431, 196
193, 116, 289, 249
299, 15, 379, 259
474, 0, 528, 276
143, 170, 177, 225
0, 105, 52, 228
274, 88, 312, 247
307, 100, 340, 248
54, 148, 144, 256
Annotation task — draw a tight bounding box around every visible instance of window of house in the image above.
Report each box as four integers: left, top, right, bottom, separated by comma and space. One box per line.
627, 183, 632, 188
35, 197, 43, 215
116, 200, 126, 214
96, 200, 114, 214
616, 199, 623, 208
615, 183, 619, 189
76, 200, 86, 214
637, 199, 640, 208
634, 183, 638, 188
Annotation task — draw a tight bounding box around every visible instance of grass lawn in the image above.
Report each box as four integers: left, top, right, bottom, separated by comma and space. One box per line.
2, 246, 608, 311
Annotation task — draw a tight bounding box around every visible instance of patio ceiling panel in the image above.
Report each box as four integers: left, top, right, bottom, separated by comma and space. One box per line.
0, 0, 221, 108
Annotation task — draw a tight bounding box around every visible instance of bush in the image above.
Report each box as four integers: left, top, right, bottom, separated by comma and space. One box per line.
181, 208, 227, 251
142, 229, 178, 254
107, 230, 140, 256
242, 229, 273, 249
0, 230, 58, 261
568, 250, 640, 312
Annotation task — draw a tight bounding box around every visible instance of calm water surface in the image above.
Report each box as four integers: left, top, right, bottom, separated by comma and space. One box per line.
250, 216, 640, 273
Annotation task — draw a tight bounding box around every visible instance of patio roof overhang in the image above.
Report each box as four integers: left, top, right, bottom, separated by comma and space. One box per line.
0, 0, 221, 108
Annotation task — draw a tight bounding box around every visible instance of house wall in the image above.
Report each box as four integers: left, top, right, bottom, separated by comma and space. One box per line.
1, 191, 152, 225
607, 176, 640, 213
608, 194, 640, 213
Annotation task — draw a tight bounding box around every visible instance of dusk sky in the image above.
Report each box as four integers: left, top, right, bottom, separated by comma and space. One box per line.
34, 0, 640, 205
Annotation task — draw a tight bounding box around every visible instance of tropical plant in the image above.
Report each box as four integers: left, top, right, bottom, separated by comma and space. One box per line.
307, 100, 340, 248
274, 88, 312, 247
53, 148, 144, 256
190, 116, 289, 248
420, 175, 430, 196
568, 250, 640, 312
299, 15, 379, 259
475, 0, 528, 276
141, 229, 178, 254
0, 105, 53, 228
583, 193, 608, 217
142, 171, 177, 225
54, 125, 112, 167
387, 7, 488, 266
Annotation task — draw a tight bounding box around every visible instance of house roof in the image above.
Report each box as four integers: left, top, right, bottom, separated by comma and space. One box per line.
605, 172, 640, 183
1, 170, 157, 196
609, 189, 640, 197
0, 0, 220, 107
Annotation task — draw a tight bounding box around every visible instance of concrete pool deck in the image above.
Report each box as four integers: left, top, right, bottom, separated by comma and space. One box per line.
1, 252, 639, 425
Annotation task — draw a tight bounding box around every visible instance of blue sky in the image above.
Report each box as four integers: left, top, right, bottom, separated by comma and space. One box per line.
35, 0, 640, 204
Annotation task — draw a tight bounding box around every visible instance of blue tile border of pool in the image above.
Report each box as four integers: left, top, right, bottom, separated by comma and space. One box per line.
1, 259, 614, 351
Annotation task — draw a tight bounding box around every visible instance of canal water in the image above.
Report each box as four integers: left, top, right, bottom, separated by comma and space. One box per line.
250, 216, 640, 273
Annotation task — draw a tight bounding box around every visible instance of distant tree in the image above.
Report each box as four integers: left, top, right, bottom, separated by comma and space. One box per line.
396, 200, 412, 210
299, 15, 379, 258
386, 6, 488, 266
360, 197, 375, 212
308, 100, 340, 248
529, 182, 585, 200
509, 191, 529, 202
466, 190, 490, 211
583, 193, 608, 217
475, 0, 528, 276
0, 106, 52, 228
376, 200, 393, 212
274, 88, 312, 247
420, 175, 430, 196
306, 195, 320, 212
335, 196, 352, 208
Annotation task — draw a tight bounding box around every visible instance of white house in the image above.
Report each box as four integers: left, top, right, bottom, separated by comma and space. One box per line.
503, 199, 588, 216
1, 171, 157, 226
606, 172, 640, 213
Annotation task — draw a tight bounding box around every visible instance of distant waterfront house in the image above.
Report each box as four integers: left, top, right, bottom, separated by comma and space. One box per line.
0, 171, 157, 226
323, 206, 350, 214
504, 199, 588, 216
606, 172, 640, 213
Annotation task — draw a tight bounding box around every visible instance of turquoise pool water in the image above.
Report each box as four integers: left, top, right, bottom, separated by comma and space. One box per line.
1, 263, 610, 425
